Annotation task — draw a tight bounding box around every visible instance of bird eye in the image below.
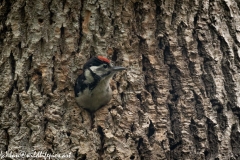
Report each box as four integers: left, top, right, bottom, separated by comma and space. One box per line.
103, 64, 108, 68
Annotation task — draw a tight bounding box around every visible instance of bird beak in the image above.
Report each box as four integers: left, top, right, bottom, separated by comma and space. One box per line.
112, 66, 126, 71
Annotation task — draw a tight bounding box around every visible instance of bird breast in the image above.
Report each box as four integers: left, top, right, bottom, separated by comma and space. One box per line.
76, 79, 112, 112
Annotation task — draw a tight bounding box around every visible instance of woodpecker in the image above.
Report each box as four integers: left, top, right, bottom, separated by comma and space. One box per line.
74, 56, 126, 112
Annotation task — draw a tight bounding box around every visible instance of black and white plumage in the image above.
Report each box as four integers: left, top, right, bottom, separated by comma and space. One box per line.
74, 56, 126, 112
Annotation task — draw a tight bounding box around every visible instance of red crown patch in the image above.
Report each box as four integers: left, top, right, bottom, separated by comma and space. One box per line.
97, 56, 110, 64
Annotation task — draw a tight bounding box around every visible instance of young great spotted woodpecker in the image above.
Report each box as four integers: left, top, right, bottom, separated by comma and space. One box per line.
74, 56, 126, 112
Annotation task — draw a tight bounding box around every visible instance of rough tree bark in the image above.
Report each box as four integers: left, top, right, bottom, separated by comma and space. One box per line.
0, 0, 240, 159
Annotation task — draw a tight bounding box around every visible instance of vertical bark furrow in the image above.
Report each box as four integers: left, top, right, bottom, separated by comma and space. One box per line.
168, 103, 182, 159
210, 99, 228, 131
206, 118, 218, 159
189, 119, 204, 159
193, 91, 205, 120
230, 124, 240, 158
220, 37, 239, 116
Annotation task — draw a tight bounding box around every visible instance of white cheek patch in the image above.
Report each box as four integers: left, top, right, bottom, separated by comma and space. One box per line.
89, 66, 105, 76
84, 69, 94, 83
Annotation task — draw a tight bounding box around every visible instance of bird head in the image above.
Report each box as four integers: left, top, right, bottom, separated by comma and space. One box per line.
83, 56, 126, 81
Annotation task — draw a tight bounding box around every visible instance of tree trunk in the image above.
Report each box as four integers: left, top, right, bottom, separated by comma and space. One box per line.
1, 0, 240, 159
